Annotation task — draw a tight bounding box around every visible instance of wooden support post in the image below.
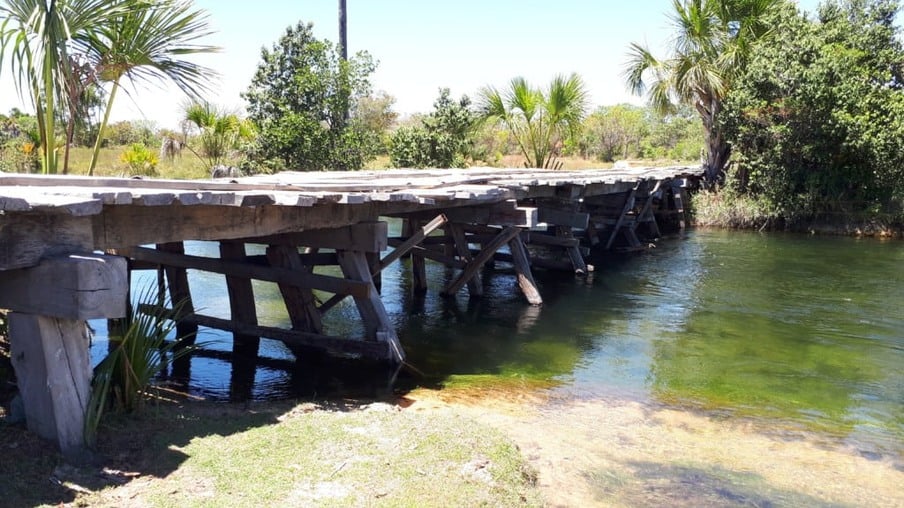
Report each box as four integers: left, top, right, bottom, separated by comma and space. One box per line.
156, 242, 198, 346
630, 181, 662, 240
265, 245, 323, 334
366, 252, 382, 293
1, 254, 127, 460
442, 226, 520, 298
408, 220, 428, 293
605, 186, 639, 250
219, 241, 260, 358
9, 314, 92, 460
448, 223, 483, 297
555, 225, 589, 275
507, 235, 543, 305
336, 250, 405, 363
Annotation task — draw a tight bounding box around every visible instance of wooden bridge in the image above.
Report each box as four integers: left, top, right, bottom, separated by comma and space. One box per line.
0, 165, 700, 458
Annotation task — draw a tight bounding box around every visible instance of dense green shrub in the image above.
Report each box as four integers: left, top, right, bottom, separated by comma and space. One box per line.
243, 21, 379, 172
120, 143, 159, 176
722, 0, 904, 218
389, 89, 476, 168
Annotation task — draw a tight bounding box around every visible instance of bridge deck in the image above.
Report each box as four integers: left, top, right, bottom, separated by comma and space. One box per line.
0, 166, 701, 458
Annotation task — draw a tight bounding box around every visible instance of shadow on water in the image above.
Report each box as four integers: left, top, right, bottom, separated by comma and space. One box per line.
88, 228, 903, 458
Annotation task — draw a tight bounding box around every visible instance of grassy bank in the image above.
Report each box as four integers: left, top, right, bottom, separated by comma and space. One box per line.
0, 394, 541, 507
691, 188, 904, 237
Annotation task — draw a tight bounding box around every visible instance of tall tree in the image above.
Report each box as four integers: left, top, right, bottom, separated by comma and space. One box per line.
478, 74, 588, 169
243, 21, 378, 172
624, 0, 780, 186
84, 0, 218, 175
0, 0, 129, 174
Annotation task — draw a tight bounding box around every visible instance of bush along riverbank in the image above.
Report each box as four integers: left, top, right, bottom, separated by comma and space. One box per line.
690, 187, 904, 238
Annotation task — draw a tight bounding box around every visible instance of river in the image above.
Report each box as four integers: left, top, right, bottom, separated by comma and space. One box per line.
90, 227, 903, 467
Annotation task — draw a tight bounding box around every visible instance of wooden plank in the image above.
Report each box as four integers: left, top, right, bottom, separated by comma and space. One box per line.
8, 313, 92, 461
220, 241, 260, 357
0, 254, 128, 319
168, 312, 390, 359
242, 222, 388, 252
124, 245, 371, 298
336, 250, 404, 363
537, 207, 589, 229
266, 245, 323, 334
0, 214, 94, 271
508, 234, 543, 305
91, 202, 426, 249
442, 226, 520, 297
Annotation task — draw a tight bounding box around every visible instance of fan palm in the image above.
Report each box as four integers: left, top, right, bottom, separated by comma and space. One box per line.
479, 73, 587, 169
624, 0, 779, 185
85, 0, 218, 175
0, 0, 128, 174
183, 101, 253, 168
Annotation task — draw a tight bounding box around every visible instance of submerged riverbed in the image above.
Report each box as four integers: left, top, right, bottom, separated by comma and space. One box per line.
90, 228, 903, 464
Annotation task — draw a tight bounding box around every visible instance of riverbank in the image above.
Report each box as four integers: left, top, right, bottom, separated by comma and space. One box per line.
690, 189, 904, 237
2, 387, 901, 507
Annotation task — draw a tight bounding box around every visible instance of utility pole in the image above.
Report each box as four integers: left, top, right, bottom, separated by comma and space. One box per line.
339, 0, 348, 61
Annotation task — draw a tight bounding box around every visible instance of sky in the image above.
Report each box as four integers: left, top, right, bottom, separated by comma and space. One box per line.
0, 0, 824, 130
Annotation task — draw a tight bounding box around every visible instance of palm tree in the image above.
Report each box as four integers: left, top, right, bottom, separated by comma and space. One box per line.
182, 101, 253, 169
478, 73, 588, 169
624, 0, 779, 186
0, 0, 128, 174
85, 0, 218, 175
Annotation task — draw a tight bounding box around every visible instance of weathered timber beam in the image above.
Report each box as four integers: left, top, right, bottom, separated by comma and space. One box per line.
266, 244, 323, 334
0, 214, 94, 271
318, 214, 449, 316
168, 311, 389, 359
0, 254, 127, 319
379, 214, 447, 271
448, 223, 482, 297
537, 207, 589, 229
605, 184, 640, 250
245, 252, 339, 267
8, 313, 92, 461
508, 234, 543, 305
91, 202, 427, 249
237, 221, 388, 253
399, 200, 538, 227
124, 246, 371, 298
442, 226, 521, 297
220, 241, 260, 357
336, 250, 405, 363
386, 241, 467, 269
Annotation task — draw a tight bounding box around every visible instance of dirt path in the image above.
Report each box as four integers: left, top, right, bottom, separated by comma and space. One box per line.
405, 389, 904, 507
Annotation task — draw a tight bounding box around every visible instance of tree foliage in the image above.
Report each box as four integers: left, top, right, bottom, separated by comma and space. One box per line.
624, 0, 781, 185
183, 101, 254, 169
243, 21, 378, 172
389, 88, 476, 168
478, 74, 588, 169
0, 0, 129, 173
721, 0, 904, 217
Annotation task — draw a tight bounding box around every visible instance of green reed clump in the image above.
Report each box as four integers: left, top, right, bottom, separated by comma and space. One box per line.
84, 284, 198, 447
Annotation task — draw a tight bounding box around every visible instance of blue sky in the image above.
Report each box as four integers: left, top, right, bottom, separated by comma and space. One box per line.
0, 0, 823, 129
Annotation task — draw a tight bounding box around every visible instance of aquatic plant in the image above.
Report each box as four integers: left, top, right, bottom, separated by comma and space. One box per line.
84, 284, 197, 447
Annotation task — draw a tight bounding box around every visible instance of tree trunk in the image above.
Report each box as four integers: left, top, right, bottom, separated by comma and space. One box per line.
700, 99, 730, 189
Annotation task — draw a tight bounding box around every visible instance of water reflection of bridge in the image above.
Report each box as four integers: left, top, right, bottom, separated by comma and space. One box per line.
0, 166, 700, 458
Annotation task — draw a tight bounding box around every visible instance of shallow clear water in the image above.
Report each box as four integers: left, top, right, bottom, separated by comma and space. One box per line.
90, 228, 903, 457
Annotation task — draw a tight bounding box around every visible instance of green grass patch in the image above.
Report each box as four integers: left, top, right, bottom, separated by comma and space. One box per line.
6, 399, 541, 507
